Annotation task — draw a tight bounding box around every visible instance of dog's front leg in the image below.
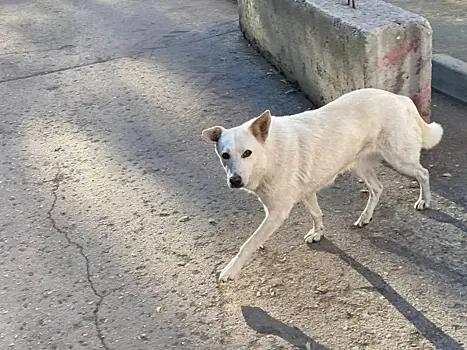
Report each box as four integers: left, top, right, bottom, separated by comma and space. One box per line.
303, 192, 324, 243
219, 206, 292, 282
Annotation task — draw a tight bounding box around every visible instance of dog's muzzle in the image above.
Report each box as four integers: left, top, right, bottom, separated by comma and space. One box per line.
229, 174, 243, 188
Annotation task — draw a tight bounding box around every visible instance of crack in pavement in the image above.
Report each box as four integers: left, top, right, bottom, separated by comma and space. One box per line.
0, 56, 125, 84
0, 24, 238, 85
46, 165, 122, 350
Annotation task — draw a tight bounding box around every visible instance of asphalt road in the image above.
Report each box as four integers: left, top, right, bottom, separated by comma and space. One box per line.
1, 1, 466, 349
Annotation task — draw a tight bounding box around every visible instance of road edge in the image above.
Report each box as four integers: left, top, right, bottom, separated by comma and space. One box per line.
432, 54, 467, 105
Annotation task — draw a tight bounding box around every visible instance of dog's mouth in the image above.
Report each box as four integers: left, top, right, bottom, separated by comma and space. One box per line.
229, 182, 244, 189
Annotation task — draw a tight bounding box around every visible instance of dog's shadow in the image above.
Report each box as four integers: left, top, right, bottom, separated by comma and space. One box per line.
310, 238, 463, 350
241, 305, 328, 350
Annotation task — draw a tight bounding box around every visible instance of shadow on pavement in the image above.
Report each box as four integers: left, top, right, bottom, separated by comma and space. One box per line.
311, 238, 463, 350
241, 305, 328, 350
368, 235, 467, 288
421, 208, 467, 234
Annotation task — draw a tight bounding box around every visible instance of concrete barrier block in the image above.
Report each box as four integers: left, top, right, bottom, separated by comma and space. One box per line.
238, 0, 433, 121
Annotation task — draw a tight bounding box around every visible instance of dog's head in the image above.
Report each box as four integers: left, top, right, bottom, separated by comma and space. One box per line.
202, 110, 271, 190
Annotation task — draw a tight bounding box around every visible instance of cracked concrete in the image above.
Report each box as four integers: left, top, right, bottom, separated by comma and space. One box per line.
0, 24, 239, 84
46, 166, 114, 350
0, 0, 466, 349
0, 56, 125, 84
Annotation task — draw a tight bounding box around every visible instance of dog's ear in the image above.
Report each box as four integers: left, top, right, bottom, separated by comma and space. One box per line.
202, 126, 224, 142
250, 110, 271, 143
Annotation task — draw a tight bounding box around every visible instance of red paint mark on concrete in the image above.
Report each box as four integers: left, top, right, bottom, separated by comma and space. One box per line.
412, 84, 431, 122
378, 38, 420, 68
412, 84, 431, 108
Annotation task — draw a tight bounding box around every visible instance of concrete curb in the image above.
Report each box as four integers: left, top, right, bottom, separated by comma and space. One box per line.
432, 54, 467, 105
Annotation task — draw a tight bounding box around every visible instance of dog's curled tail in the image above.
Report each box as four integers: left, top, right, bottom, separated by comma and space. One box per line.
421, 121, 443, 149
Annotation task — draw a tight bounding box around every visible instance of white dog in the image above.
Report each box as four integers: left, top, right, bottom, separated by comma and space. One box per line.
202, 88, 443, 281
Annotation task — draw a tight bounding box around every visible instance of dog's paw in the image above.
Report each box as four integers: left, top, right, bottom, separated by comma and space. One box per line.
219, 258, 242, 282
304, 230, 323, 244
353, 216, 372, 228
414, 199, 429, 210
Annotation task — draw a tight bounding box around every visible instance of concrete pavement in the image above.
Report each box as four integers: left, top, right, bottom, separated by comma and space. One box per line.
0, 1, 466, 349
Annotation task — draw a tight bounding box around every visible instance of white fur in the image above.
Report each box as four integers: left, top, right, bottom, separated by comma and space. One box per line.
202, 88, 443, 281
422, 122, 443, 149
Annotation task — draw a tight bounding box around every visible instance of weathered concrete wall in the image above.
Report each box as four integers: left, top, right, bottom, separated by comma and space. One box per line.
238, 0, 433, 120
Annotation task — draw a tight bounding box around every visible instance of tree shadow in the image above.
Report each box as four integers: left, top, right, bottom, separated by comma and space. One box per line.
311, 238, 463, 350
241, 305, 328, 350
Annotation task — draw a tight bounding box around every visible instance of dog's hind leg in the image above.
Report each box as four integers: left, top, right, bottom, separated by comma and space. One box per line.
379, 124, 432, 209
353, 163, 383, 227
381, 147, 430, 210
406, 164, 430, 210
386, 159, 430, 210
303, 192, 324, 243
219, 203, 293, 281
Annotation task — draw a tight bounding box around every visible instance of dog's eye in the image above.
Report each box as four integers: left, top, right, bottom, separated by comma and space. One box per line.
242, 150, 252, 158
221, 152, 230, 160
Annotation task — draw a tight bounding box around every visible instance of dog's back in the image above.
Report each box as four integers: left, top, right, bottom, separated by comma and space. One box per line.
263, 88, 442, 195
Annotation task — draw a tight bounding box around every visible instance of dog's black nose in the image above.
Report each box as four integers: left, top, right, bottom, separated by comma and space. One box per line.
229, 175, 243, 188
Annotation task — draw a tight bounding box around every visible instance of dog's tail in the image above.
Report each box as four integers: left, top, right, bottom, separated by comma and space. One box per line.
406, 97, 443, 149
421, 121, 443, 149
